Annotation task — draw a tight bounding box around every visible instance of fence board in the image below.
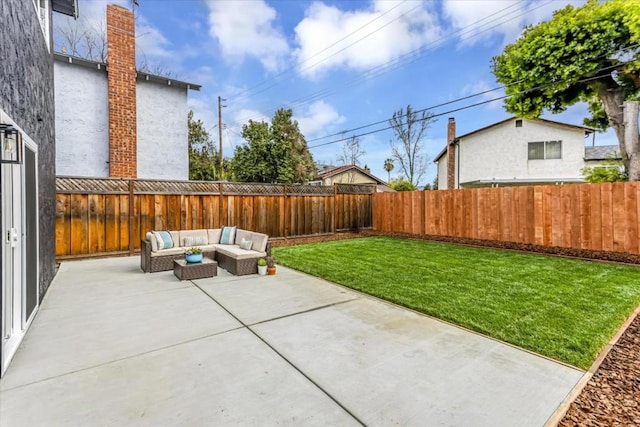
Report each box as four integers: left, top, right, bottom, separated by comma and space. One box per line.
373, 182, 640, 257
56, 177, 373, 258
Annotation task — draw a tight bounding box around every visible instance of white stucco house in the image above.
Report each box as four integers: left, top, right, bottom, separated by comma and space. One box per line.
435, 117, 620, 189
54, 5, 200, 180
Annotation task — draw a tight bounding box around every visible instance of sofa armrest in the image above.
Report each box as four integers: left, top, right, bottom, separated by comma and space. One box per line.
265, 241, 272, 256
140, 239, 152, 272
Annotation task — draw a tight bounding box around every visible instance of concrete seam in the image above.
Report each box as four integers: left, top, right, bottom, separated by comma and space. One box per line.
246, 298, 359, 327
192, 281, 367, 426
0, 326, 245, 392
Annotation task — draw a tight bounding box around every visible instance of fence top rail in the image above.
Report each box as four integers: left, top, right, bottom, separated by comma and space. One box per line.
56, 177, 375, 195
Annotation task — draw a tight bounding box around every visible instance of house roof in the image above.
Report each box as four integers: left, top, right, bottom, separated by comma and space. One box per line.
433, 117, 594, 163
53, 53, 201, 91
317, 164, 389, 185
584, 145, 620, 161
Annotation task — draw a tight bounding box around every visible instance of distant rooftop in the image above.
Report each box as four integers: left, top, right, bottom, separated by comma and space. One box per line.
584, 145, 620, 161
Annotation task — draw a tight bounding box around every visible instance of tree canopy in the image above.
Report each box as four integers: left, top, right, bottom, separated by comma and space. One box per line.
230, 109, 316, 183
188, 111, 219, 181
492, 0, 640, 179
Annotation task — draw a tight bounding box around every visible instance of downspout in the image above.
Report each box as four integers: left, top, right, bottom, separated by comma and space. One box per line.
455, 138, 460, 189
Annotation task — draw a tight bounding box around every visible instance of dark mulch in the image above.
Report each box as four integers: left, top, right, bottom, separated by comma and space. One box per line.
559, 313, 640, 426
272, 232, 640, 426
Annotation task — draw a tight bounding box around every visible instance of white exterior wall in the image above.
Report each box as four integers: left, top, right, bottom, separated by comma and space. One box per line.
458, 119, 587, 186
437, 152, 448, 189
54, 61, 109, 177
136, 82, 189, 180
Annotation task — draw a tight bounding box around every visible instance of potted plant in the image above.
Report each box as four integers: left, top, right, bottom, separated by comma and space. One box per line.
257, 258, 268, 276
266, 255, 277, 275
184, 247, 203, 263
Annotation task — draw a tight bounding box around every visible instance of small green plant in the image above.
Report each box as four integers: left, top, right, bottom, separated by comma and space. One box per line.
390, 180, 417, 191
258, 258, 267, 267
185, 247, 202, 255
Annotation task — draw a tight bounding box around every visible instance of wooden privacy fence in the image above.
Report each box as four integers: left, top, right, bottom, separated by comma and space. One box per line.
56, 177, 374, 258
373, 182, 640, 255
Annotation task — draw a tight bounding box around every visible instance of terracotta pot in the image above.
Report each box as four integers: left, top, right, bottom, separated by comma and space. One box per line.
267, 266, 276, 275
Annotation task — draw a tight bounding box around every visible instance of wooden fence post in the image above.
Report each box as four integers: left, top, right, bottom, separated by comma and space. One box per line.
284, 184, 289, 238
218, 182, 224, 227
332, 184, 337, 234
128, 179, 135, 255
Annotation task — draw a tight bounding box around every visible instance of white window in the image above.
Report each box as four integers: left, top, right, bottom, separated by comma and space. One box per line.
528, 140, 562, 160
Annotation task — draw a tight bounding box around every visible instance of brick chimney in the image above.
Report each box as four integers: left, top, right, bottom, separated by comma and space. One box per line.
107, 5, 137, 178
446, 117, 456, 189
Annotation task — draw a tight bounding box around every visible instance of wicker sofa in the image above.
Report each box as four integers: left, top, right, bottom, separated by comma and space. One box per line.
140, 227, 270, 275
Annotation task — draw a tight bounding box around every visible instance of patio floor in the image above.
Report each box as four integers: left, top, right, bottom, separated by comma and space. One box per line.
0, 256, 584, 426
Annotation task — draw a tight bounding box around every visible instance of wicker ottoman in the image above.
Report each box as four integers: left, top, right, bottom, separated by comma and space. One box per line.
173, 257, 217, 280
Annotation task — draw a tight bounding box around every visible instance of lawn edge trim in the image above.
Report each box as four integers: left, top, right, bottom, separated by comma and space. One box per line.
278, 264, 585, 373
543, 303, 640, 427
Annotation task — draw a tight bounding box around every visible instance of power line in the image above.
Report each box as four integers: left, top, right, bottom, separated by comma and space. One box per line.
235, 1, 535, 124
307, 66, 635, 150
234, 1, 410, 99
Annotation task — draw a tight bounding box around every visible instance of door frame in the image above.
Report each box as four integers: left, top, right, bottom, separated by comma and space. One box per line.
0, 115, 39, 377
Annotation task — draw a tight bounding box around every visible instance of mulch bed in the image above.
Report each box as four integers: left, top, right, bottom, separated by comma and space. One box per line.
271, 232, 640, 426
558, 312, 640, 426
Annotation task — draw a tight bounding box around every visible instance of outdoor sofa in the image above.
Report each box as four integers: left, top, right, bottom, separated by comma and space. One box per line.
140, 227, 270, 276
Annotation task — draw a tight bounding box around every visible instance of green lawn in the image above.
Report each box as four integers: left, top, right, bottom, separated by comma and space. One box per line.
272, 236, 640, 369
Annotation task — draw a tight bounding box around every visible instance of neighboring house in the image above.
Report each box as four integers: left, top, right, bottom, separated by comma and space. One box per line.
0, 0, 77, 377
54, 5, 200, 180
315, 164, 394, 192
434, 117, 619, 189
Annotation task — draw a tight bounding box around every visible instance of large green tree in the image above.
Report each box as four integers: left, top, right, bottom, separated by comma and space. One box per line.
188, 111, 219, 181
492, 0, 640, 180
231, 109, 316, 183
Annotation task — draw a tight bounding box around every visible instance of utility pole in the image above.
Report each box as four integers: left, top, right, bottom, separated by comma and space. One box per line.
218, 96, 226, 180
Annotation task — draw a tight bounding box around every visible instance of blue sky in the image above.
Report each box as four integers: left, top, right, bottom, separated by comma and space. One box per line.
54, 0, 616, 186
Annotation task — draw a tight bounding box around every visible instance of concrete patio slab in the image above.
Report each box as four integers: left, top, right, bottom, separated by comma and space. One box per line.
1, 261, 241, 389
195, 266, 357, 325
0, 256, 585, 426
252, 297, 584, 426
1, 328, 358, 426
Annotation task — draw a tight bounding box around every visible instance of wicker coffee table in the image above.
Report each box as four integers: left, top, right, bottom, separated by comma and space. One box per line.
173, 257, 217, 280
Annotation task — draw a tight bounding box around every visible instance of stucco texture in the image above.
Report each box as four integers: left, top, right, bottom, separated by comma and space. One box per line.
54, 61, 109, 177
136, 81, 189, 180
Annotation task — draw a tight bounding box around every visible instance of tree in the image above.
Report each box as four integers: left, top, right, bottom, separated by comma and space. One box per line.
337, 135, 365, 166
383, 158, 394, 183
230, 109, 316, 183
492, 0, 640, 180
188, 111, 219, 180
581, 157, 628, 183
389, 105, 434, 187
390, 180, 417, 191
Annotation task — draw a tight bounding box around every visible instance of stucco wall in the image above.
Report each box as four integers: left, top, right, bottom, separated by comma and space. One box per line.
0, 0, 56, 297
54, 62, 190, 180
458, 119, 588, 185
437, 152, 448, 189
137, 82, 189, 180
324, 169, 377, 185
54, 61, 109, 177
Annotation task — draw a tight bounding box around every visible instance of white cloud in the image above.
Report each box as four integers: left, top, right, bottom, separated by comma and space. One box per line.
206, 0, 290, 72
294, 0, 441, 78
461, 80, 503, 109
136, 16, 173, 60
442, 0, 586, 46
296, 101, 346, 137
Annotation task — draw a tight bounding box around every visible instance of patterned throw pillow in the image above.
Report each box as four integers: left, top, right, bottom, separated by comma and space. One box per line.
240, 237, 253, 250
153, 231, 174, 250
184, 236, 208, 247
219, 226, 237, 245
